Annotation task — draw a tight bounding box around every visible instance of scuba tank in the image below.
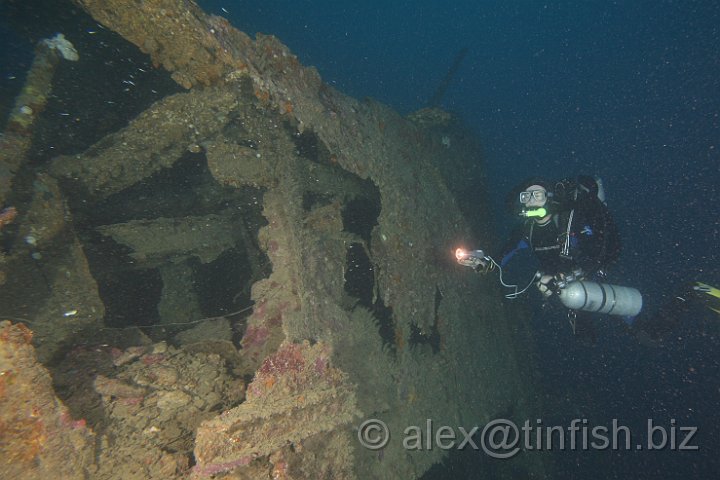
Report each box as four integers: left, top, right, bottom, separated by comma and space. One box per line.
558, 280, 643, 316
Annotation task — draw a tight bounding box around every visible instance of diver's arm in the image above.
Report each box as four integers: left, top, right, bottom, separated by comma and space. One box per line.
493, 224, 529, 268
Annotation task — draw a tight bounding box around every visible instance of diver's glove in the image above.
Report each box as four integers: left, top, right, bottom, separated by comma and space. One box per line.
536, 273, 556, 298
465, 257, 495, 274
475, 259, 496, 274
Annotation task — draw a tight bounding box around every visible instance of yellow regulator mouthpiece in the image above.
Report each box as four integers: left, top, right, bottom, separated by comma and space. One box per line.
521, 207, 547, 218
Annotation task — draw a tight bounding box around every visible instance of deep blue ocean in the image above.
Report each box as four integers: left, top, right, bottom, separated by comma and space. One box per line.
1, 1, 718, 478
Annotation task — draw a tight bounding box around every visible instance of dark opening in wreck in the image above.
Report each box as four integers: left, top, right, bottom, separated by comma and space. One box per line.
0, 1, 543, 478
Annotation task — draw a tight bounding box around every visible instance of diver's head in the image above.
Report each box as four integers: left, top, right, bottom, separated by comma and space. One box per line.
520, 184, 549, 208
508, 177, 553, 221
519, 184, 552, 222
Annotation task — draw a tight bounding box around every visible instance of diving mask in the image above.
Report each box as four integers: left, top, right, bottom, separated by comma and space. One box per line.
519, 189, 550, 205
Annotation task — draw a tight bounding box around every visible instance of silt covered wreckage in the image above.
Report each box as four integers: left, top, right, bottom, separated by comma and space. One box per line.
0, 1, 543, 478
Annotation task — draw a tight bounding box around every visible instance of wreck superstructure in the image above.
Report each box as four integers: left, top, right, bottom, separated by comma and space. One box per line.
0, 1, 544, 478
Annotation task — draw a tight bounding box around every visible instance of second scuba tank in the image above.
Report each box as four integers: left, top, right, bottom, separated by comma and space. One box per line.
558, 280, 643, 316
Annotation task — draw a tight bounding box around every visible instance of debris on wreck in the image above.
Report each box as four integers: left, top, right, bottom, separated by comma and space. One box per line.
0, 32, 79, 207
0, 1, 544, 479
0, 321, 95, 480
193, 341, 359, 477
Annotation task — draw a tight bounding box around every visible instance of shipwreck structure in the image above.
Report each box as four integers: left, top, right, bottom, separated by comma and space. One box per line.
0, 1, 545, 478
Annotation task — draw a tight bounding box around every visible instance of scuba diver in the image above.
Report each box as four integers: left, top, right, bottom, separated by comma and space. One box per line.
455, 175, 720, 343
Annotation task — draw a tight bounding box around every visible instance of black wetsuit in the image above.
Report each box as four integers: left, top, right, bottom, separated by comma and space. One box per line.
498, 193, 621, 277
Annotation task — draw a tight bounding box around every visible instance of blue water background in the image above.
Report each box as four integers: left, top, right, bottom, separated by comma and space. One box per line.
196, 0, 719, 477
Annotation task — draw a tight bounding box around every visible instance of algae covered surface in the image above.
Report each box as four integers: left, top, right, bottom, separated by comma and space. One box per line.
0, 1, 543, 478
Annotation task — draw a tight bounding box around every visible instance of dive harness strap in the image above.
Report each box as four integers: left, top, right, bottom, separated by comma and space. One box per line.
560, 209, 575, 259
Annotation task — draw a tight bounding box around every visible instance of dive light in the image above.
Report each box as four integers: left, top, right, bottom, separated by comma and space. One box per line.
455, 248, 491, 269
455, 248, 486, 262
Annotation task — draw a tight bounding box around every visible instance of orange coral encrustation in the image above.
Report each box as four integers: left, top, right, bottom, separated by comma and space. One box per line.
0, 207, 17, 230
